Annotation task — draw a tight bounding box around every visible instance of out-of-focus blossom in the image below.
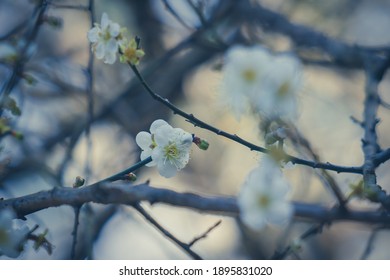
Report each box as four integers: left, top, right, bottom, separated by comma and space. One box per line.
254, 54, 303, 119
87, 13, 123, 64
0, 209, 29, 258
238, 156, 293, 230
221, 45, 303, 120
222, 45, 271, 118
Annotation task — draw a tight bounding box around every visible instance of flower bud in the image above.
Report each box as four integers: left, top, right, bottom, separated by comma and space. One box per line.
124, 172, 137, 182
193, 136, 209, 150
73, 176, 85, 188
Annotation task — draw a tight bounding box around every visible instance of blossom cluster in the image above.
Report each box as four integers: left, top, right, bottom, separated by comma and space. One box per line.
87, 13, 144, 65
89, 13, 297, 232
222, 45, 303, 120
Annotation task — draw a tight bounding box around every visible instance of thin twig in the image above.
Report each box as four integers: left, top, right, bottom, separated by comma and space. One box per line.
373, 148, 390, 167
360, 226, 386, 260
83, 0, 95, 182
48, 3, 89, 11
161, 0, 193, 30
133, 203, 203, 260
379, 98, 390, 110
95, 156, 152, 184
187, 0, 207, 26
271, 223, 325, 260
0, 0, 49, 112
188, 220, 221, 247
128, 64, 363, 174
70, 206, 81, 259
286, 123, 347, 209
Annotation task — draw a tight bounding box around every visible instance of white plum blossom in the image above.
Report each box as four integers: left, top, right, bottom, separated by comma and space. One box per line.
254, 54, 303, 119
221, 45, 303, 120
136, 120, 193, 178
0, 209, 29, 258
87, 13, 122, 64
222, 45, 271, 118
238, 156, 293, 230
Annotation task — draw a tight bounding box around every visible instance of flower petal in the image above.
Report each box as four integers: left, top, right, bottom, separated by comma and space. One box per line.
109, 22, 120, 37
101, 13, 109, 29
158, 160, 178, 178
104, 52, 116, 64
95, 42, 105, 59
150, 119, 169, 134
154, 125, 173, 146
135, 131, 152, 150
87, 27, 100, 43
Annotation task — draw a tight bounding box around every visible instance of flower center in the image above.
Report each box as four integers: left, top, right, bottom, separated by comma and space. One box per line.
103, 30, 112, 41
242, 69, 256, 83
257, 194, 270, 208
124, 47, 136, 59
164, 143, 179, 160
277, 81, 290, 98
0, 229, 9, 245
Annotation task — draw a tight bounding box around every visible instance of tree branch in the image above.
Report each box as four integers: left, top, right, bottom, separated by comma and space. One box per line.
239, 1, 390, 69
129, 64, 363, 174
133, 203, 203, 260
2, 183, 390, 225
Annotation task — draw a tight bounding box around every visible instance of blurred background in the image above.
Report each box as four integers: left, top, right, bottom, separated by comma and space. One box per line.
1, 0, 390, 259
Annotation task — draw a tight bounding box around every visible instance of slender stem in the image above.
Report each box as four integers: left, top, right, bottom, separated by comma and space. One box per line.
129, 64, 363, 174
70, 206, 81, 259
83, 0, 95, 182
272, 223, 325, 260
188, 220, 221, 247
360, 226, 385, 260
373, 148, 390, 167
0, 0, 48, 110
95, 156, 152, 185
133, 203, 203, 260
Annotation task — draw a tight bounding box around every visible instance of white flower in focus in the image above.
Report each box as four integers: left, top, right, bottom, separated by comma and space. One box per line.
152, 124, 193, 178
222, 45, 271, 118
238, 156, 293, 230
135, 119, 168, 167
87, 13, 122, 64
0, 209, 29, 258
136, 120, 193, 178
255, 54, 303, 119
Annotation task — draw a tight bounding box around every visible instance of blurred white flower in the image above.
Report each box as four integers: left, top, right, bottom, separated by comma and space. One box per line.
0, 209, 29, 258
222, 45, 271, 118
87, 13, 122, 64
238, 156, 293, 230
136, 120, 193, 178
221, 45, 303, 120
255, 54, 303, 119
